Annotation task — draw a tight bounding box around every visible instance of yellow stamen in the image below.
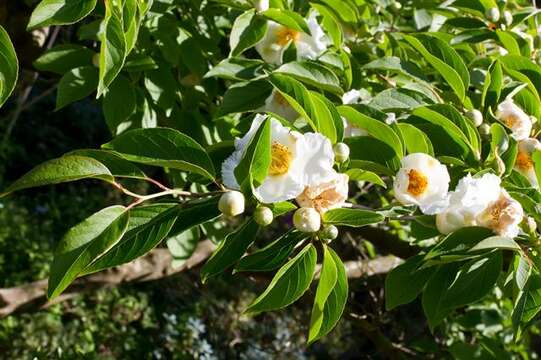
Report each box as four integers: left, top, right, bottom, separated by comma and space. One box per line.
516, 150, 533, 171
275, 27, 300, 46
407, 169, 428, 196
503, 114, 519, 128
269, 142, 292, 176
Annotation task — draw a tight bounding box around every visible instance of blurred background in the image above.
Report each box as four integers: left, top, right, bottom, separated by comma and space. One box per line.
0, 1, 540, 359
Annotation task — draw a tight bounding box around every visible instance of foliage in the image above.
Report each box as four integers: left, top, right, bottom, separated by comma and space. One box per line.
2, 0, 541, 348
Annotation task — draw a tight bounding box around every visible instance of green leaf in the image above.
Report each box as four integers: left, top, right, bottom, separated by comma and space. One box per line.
234, 117, 271, 194
368, 88, 432, 111
33, 44, 94, 74
310, 92, 338, 144
441, 252, 502, 309
103, 74, 136, 132
67, 149, 146, 179
385, 254, 436, 310
219, 78, 273, 116
323, 208, 384, 227
48, 205, 129, 298
86, 197, 221, 273
338, 106, 403, 160
481, 59, 503, 111
396, 123, 434, 156
235, 230, 307, 273
422, 263, 461, 329
230, 9, 268, 57
97, 0, 127, 97
345, 169, 386, 188
0, 26, 18, 108
204, 58, 265, 81
261, 8, 310, 34
245, 243, 317, 314
403, 34, 468, 103
1, 155, 113, 197
102, 128, 216, 180
275, 60, 342, 94
201, 219, 260, 283
28, 0, 97, 30
513, 274, 541, 339
167, 227, 201, 269
500, 55, 541, 101
308, 246, 348, 344
56, 66, 98, 110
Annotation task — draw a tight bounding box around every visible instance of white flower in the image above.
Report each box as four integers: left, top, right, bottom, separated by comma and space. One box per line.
296, 172, 349, 214
259, 89, 298, 121
515, 138, 541, 188
342, 89, 363, 105
385, 112, 396, 125
436, 173, 501, 234
393, 153, 450, 215
221, 115, 335, 203
496, 99, 532, 140
477, 189, 524, 238
255, 12, 329, 65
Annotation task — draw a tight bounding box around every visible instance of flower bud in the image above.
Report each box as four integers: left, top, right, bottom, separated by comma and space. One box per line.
333, 142, 350, 163
254, 206, 273, 226
465, 109, 483, 127
92, 53, 100, 68
503, 10, 513, 26
527, 216, 537, 234
320, 225, 338, 242
374, 32, 385, 44
293, 207, 321, 233
389, 1, 402, 11
252, 0, 269, 12
479, 123, 491, 136
486, 7, 500, 23
218, 191, 245, 217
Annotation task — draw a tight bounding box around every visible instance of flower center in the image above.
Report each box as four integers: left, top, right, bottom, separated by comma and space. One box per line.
407, 169, 428, 196
503, 114, 519, 128
516, 150, 533, 171
269, 142, 292, 176
275, 27, 300, 46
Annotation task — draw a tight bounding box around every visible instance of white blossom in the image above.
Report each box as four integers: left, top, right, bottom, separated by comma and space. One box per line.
296, 172, 349, 214
515, 138, 541, 188
222, 115, 336, 203
477, 189, 524, 238
393, 153, 450, 215
496, 99, 532, 140
255, 12, 329, 65
259, 90, 298, 121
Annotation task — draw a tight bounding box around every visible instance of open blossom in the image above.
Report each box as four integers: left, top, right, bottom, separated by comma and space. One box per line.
515, 138, 541, 188
436, 173, 502, 234
255, 12, 330, 65
496, 99, 532, 140
259, 89, 298, 121
477, 190, 524, 238
296, 172, 349, 214
222, 115, 335, 203
393, 153, 450, 215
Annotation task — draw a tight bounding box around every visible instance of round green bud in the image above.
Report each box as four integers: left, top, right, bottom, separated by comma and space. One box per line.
218, 191, 245, 217
389, 1, 402, 11
333, 142, 350, 163
478, 123, 491, 136
465, 109, 483, 127
254, 206, 273, 226
503, 10, 513, 26
320, 225, 339, 242
486, 7, 500, 22
293, 207, 321, 233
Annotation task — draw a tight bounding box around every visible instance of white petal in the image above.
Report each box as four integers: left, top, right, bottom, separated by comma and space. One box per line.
221, 150, 242, 190
261, 91, 298, 121
255, 22, 286, 65
496, 99, 532, 140
296, 132, 336, 187
254, 172, 305, 203
342, 89, 363, 105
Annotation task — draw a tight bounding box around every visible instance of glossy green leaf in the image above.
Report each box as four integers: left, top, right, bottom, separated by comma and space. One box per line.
103, 75, 136, 132
235, 230, 307, 273
245, 243, 316, 314
308, 246, 348, 344
276, 61, 342, 94
167, 227, 201, 269
33, 44, 94, 74
397, 123, 434, 156
102, 128, 216, 180
385, 254, 436, 310
345, 169, 386, 188
67, 149, 146, 179
28, 0, 97, 30
201, 219, 260, 283
204, 58, 265, 81
422, 262, 461, 329
1, 155, 113, 197
56, 66, 98, 110
97, 0, 127, 97
48, 205, 129, 298
0, 26, 18, 108
323, 208, 384, 227
219, 78, 273, 116
230, 9, 268, 57
261, 8, 310, 34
